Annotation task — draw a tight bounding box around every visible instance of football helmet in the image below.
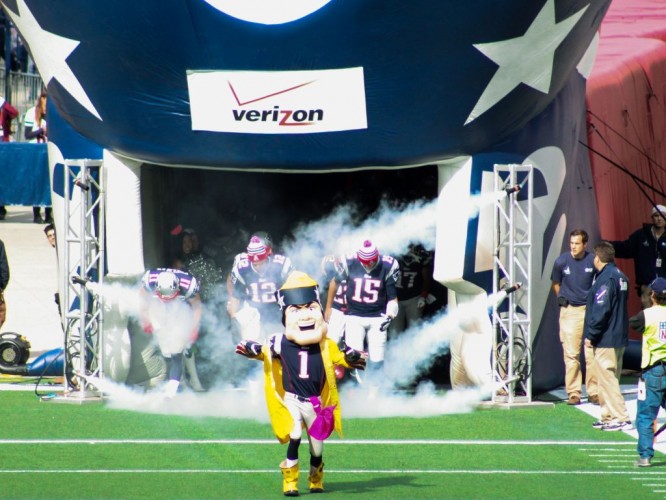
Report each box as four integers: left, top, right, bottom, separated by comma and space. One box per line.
320, 254, 344, 281
155, 271, 180, 301
357, 239, 379, 271
401, 243, 429, 266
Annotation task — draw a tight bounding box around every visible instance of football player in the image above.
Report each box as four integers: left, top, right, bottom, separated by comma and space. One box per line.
336, 240, 400, 377
235, 271, 366, 496
392, 243, 433, 335
140, 268, 203, 396
228, 234, 293, 340
320, 254, 347, 344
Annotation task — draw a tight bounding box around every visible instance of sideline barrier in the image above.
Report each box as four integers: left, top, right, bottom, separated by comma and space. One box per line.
0, 143, 50, 206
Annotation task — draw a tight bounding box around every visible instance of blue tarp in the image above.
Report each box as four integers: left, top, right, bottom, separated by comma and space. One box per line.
0, 143, 51, 205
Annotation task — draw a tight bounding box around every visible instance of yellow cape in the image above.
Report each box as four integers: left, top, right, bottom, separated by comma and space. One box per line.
258, 336, 352, 444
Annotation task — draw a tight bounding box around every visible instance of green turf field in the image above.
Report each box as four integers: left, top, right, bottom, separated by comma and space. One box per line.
0, 387, 661, 500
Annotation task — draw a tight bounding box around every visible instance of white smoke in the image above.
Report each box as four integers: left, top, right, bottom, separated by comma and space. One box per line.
282, 198, 437, 278
91, 195, 509, 418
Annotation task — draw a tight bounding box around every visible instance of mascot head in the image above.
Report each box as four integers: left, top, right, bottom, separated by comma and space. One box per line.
276, 271, 326, 345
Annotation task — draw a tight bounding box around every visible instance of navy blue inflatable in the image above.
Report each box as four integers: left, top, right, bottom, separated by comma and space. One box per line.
3, 0, 610, 170
2, 0, 616, 394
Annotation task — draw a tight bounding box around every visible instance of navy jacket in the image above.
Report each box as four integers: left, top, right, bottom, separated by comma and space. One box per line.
0, 239, 8, 291
584, 263, 629, 348
611, 224, 666, 286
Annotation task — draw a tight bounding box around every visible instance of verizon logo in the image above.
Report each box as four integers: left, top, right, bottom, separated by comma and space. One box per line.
228, 81, 323, 126
188, 67, 367, 134
232, 106, 324, 125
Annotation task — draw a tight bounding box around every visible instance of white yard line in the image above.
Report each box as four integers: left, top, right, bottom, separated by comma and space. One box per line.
0, 468, 662, 475
0, 438, 637, 445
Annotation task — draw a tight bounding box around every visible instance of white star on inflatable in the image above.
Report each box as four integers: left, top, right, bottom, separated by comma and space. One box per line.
5, 0, 102, 120
464, 0, 588, 125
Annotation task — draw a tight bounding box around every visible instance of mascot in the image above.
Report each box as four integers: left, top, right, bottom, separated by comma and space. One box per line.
235, 271, 366, 496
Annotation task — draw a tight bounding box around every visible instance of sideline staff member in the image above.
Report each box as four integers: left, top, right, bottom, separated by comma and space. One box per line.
551, 229, 597, 405
611, 204, 666, 309
628, 277, 666, 467
584, 241, 631, 431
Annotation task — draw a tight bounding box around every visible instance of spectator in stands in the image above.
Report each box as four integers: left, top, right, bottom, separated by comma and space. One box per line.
611, 204, 666, 309
23, 90, 52, 224
0, 95, 18, 143
0, 96, 19, 220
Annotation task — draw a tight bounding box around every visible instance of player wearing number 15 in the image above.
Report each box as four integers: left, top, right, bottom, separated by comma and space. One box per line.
335, 240, 400, 375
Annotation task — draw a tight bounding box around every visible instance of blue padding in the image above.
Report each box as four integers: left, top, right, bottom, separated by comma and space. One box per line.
0, 143, 51, 205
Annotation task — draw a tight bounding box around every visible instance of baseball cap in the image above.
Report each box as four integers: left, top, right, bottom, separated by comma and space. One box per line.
650, 277, 666, 295
652, 205, 666, 217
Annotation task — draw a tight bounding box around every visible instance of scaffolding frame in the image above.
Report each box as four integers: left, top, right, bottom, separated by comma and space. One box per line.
491, 164, 533, 405
59, 159, 105, 402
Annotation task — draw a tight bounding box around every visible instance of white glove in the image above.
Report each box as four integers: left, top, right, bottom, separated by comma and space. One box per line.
385, 300, 399, 319
417, 296, 426, 309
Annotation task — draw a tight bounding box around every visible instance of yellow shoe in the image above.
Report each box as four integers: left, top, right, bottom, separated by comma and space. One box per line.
308, 463, 325, 493
280, 460, 299, 497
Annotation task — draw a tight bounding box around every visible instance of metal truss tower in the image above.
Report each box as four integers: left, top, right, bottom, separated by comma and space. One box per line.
58, 159, 105, 402
491, 164, 533, 405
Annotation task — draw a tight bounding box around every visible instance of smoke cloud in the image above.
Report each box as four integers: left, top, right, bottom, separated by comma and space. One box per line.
89, 196, 503, 419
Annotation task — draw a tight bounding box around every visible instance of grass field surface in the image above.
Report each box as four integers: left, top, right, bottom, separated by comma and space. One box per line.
0, 379, 662, 500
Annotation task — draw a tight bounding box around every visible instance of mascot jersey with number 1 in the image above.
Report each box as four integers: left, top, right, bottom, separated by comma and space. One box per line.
235, 271, 366, 496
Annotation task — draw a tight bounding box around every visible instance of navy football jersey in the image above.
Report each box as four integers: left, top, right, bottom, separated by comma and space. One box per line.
141, 267, 199, 300
230, 253, 293, 323
340, 253, 400, 317
271, 334, 325, 398
331, 280, 347, 312
396, 246, 433, 301
321, 255, 347, 313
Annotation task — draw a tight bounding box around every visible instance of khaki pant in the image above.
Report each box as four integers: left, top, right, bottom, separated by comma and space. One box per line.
559, 305, 597, 398
593, 346, 630, 423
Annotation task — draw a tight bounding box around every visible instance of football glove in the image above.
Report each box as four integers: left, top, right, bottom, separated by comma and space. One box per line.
379, 314, 392, 332
416, 296, 426, 309
235, 340, 262, 358
343, 346, 367, 370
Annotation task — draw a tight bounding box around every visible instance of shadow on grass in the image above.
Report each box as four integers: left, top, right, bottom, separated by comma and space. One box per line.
330, 474, 423, 494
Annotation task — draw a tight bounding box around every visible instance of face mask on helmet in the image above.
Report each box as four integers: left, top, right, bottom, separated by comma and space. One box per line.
155, 271, 180, 301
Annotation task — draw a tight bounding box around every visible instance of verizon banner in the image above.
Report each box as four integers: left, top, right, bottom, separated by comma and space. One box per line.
187, 68, 367, 134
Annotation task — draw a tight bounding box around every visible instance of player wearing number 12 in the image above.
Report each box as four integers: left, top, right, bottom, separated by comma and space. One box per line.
229, 235, 294, 340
